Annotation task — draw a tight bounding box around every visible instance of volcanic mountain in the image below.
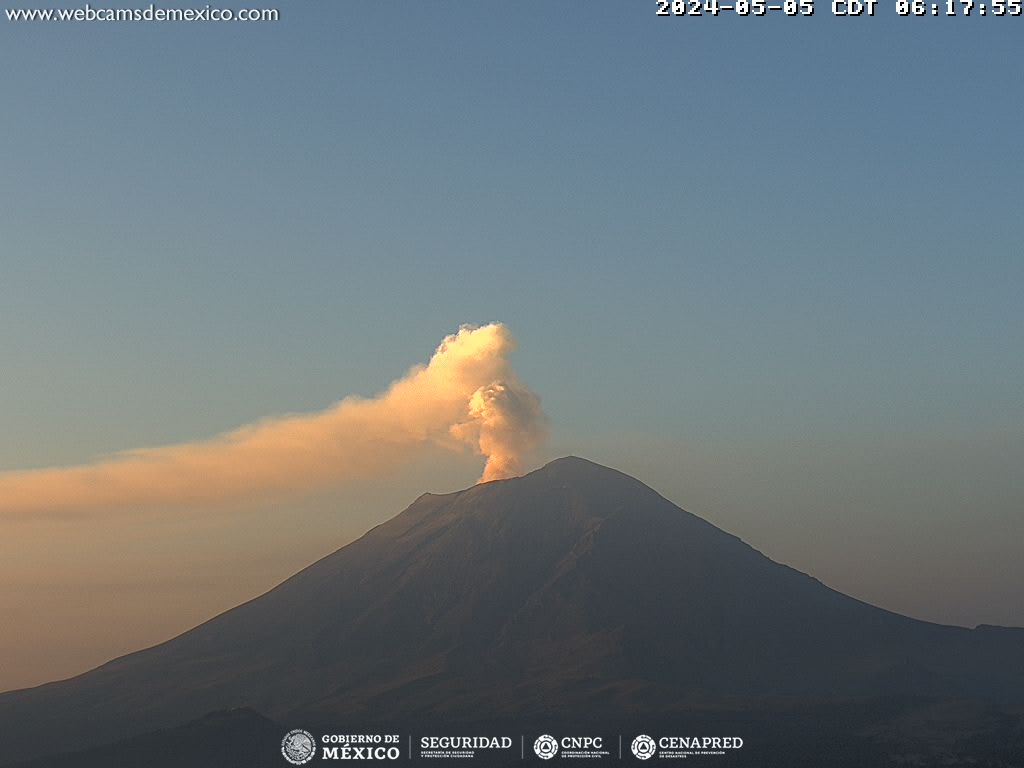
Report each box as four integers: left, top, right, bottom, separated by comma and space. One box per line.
2, 457, 1023, 766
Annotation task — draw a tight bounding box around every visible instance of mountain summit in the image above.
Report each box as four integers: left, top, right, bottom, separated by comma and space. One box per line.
2, 457, 1022, 765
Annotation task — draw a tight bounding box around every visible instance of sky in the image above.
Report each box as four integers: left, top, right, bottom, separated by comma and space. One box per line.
2, 1, 1022, 692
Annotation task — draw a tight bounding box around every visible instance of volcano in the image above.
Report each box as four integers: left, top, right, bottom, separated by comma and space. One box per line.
2, 457, 1023, 766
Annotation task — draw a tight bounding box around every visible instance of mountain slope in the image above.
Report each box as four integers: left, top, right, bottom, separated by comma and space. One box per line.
1, 457, 1022, 765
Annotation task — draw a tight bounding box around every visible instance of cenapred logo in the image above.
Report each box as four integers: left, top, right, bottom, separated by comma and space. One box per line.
534, 734, 559, 760
282, 729, 317, 765
631, 734, 657, 760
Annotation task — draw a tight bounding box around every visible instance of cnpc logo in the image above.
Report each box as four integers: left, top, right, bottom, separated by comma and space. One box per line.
534, 735, 605, 759
533, 735, 558, 760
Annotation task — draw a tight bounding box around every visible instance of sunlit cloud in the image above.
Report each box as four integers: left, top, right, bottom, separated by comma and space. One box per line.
0, 323, 546, 516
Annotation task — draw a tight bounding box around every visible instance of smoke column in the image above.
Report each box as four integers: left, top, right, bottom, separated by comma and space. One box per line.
0, 323, 546, 515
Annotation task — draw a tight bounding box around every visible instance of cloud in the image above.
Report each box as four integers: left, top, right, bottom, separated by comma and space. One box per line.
0, 323, 546, 515
451, 381, 547, 482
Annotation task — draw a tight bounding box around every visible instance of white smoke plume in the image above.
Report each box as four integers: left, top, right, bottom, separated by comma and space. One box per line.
0, 323, 546, 515
451, 381, 547, 482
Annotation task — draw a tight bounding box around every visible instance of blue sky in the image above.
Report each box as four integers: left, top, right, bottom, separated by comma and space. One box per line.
1, 0, 1022, 688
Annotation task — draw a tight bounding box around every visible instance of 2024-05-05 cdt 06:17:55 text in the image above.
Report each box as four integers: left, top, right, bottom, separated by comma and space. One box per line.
656, 0, 1021, 14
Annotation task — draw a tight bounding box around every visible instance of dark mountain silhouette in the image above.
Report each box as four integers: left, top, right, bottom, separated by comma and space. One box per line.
8, 709, 283, 768
1, 457, 1022, 766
